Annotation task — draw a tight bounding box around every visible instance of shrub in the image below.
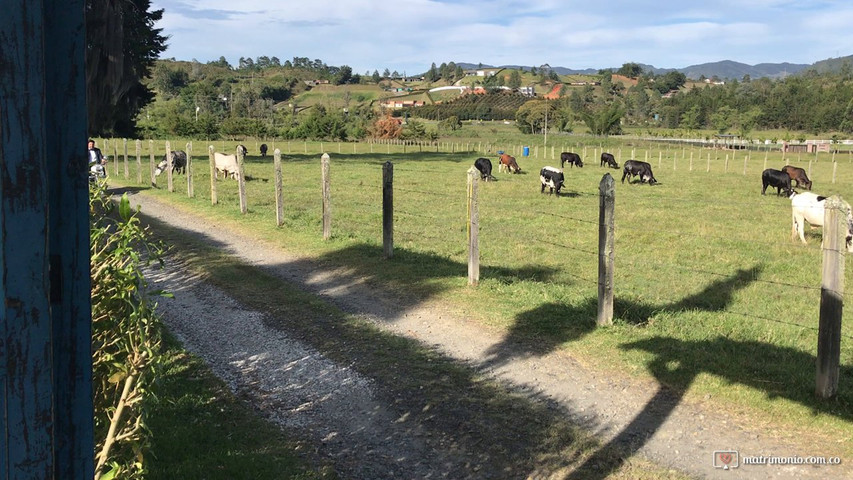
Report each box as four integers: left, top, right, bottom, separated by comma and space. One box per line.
90, 182, 166, 480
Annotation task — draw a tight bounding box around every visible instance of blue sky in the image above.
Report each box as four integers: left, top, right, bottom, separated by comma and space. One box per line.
151, 1, 853, 74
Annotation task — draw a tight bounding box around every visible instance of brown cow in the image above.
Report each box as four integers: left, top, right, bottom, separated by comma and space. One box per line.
781, 165, 812, 190
498, 153, 521, 174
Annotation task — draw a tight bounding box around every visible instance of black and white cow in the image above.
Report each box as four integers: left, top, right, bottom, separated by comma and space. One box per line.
237, 144, 248, 157
560, 152, 583, 168
260, 143, 268, 157
154, 150, 187, 176
474, 157, 495, 181
621, 160, 657, 185
540, 166, 565, 195
601, 152, 619, 169
761, 168, 793, 196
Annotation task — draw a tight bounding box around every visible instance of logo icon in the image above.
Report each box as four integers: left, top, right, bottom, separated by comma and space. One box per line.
713, 450, 739, 470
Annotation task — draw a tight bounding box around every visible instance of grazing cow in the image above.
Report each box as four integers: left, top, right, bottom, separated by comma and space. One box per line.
761, 168, 793, 196
260, 143, 268, 157
154, 150, 187, 176
474, 157, 495, 181
498, 153, 521, 174
560, 152, 583, 168
213, 151, 240, 179
601, 152, 619, 169
237, 144, 248, 157
781, 165, 812, 190
791, 191, 853, 252
540, 166, 565, 195
621, 160, 658, 185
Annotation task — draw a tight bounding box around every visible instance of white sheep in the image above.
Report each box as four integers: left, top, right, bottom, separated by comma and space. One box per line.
790, 191, 853, 252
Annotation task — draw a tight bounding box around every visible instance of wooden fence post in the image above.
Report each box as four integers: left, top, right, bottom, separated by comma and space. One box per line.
598, 174, 615, 326
149, 140, 155, 185
817, 196, 846, 398
208, 145, 218, 205
186, 142, 193, 197
274, 149, 284, 226
322, 153, 331, 240
383, 161, 394, 259
113, 140, 118, 176
165, 140, 173, 192
467, 166, 479, 286
123, 138, 128, 179
237, 145, 247, 214
135, 139, 141, 184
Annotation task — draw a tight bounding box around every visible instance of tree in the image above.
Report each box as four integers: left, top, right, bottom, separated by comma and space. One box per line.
710, 105, 736, 133
580, 103, 625, 135
425, 62, 439, 82
508, 70, 522, 89
617, 62, 643, 78
334, 65, 353, 85
86, 0, 167, 136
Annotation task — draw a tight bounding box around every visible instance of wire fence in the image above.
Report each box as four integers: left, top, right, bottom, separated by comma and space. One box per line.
108, 138, 853, 352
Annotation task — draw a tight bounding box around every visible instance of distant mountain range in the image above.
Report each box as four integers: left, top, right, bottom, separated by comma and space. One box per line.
456, 54, 853, 80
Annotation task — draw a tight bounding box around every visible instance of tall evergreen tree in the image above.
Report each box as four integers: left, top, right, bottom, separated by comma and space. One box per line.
86, 0, 167, 136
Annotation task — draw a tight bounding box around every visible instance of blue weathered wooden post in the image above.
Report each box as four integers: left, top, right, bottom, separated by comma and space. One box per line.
1, 0, 93, 478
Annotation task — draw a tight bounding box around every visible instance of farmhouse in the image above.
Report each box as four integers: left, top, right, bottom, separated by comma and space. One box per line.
782, 140, 831, 153
379, 99, 426, 109
464, 68, 499, 77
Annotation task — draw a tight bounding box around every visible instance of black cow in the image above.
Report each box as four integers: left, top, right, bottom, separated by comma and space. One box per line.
155, 150, 187, 176
540, 166, 565, 195
560, 152, 583, 168
761, 168, 793, 196
601, 152, 619, 169
260, 143, 268, 157
474, 157, 495, 181
781, 165, 812, 190
621, 160, 657, 185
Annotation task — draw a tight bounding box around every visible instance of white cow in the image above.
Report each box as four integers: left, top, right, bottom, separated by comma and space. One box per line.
213, 152, 240, 179
791, 191, 853, 252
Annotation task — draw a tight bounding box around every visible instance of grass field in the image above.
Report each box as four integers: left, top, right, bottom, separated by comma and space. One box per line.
107, 132, 853, 461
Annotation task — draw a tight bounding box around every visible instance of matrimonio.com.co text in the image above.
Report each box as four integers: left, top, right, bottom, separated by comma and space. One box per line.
713, 450, 842, 470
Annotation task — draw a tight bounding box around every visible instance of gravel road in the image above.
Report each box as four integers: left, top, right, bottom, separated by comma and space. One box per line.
126, 189, 850, 480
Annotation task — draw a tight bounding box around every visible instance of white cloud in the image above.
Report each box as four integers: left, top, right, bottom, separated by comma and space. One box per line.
152, 0, 853, 72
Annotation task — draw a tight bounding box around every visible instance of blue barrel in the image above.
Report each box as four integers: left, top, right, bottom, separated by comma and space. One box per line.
523, 146, 530, 157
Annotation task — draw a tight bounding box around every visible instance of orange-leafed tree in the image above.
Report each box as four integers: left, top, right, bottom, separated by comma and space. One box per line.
370, 113, 403, 139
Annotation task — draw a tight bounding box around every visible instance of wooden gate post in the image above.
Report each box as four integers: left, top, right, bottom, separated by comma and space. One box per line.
236, 145, 247, 214
186, 142, 193, 197
598, 173, 615, 326
817, 196, 846, 398
322, 153, 331, 240
383, 161, 394, 259
274, 149, 284, 226
165, 140, 173, 192
208, 145, 218, 205
467, 166, 480, 286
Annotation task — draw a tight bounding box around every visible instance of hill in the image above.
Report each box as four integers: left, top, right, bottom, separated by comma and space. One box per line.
455, 58, 819, 81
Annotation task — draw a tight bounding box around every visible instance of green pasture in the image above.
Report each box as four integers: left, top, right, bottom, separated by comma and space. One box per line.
107, 135, 853, 458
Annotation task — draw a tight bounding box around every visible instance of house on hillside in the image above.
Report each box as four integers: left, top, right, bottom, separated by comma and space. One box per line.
464, 68, 499, 77
379, 99, 426, 109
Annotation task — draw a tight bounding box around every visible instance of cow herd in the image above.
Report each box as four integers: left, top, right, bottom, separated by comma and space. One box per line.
470, 149, 850, 249
472, 151, 658, 197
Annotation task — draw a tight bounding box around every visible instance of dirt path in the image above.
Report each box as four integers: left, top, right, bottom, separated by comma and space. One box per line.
126, 190, 849, 479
